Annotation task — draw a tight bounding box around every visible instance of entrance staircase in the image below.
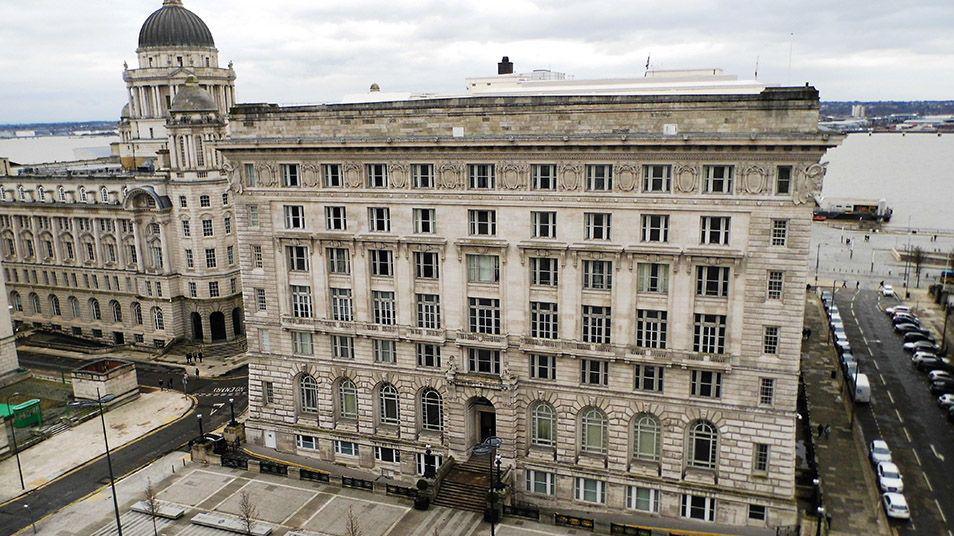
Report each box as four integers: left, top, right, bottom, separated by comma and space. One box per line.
433, 453, 493, 512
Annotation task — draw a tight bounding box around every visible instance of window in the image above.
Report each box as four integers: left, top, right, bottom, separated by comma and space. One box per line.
258, 328, 270, 352
252, 245, 264, 268
205, 248, 217, 268
255, 288, 267, 311
584, 213, 611, 240
49, 295, 61, 316
182, 220, 193, 237
338, 379, 358, 420
326, 248, 350, 274
525, 470, 555, 495
532, 164, 557, 190
688, 421, 718, 469
208, 281, 220, 297
582, 260, 612, 290
222, 192, 229, 206
413, 208, 436, 234
247, 205, 260, 227
228, 246, 235, 267
366, 164, 388, 188
324, 206, 347, 230
704, 165, 734, 194
262, 381, 274, 405
416, 294, 441, 329
281, 163, 301, 187
696, 266, 730, 297
468, 348, 500, 374
330, 288, 352, 321
634, 309, 668, 349
759, 378, 775, 406
414, 251, 439, 279
529, 302, 558, 339
575, 477, 606, 504
468, 297, 500, 334
643, 164, 672, 192
100, 187, 110, 203
633, 413, 661, 461
763, 326, 780, 355
586, 164, 613, 191
199, 194, 210, 208
753, 443, 770, 474
776, 165, 792, 195
153, 307, 164, 330
580, 359, 608, 386
641, 214, 669, 242
284, 205, 305, 229
291, 331, 314, 356
682, 494, 716, 521
323, 164, 342, 187
468, 210, 496, 236
700, 216, 730, 245
334, 440, 359, 457
466, 254, 499, 283
416, 452, 443, 476
531, 211, 556, 239
372, 290, 396, 325
331, 335, 354, 360
368, 207, 390, 232
369, 249, 393, 277
244, 163, 257, 187
771, 220, 788, 246
185, 249, 194, 269
224, 216, 232, 234
580, 408, 608, 454
634, 364, 664, 394
188, 282, 197, 297
375, 447, 401, 464
373, 339, 396, 364
299, 375, 319, 413
693, 314, 726, 354
690, 370, 723, 399
767, 271, 784, 300
132, 302, 142, 324
749, 504, 767, 521
581, 305, 611, 344
89, 298, 102, 320
412, 164, 434, 188
530, 257, 558, 286
530, 354, 556, 380
468, 164, 495, 189
296, 435, 318, 450
528, 402, 556, 447
416, 344, 441, 368
421, 389, 443, 430
290, 285, 313, 318
627, 487, 660, 513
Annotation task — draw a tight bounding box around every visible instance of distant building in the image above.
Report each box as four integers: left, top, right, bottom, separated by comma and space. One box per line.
850, 104, 866, 118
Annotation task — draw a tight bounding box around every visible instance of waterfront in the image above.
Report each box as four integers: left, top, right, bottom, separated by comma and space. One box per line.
0, 134, 117, 164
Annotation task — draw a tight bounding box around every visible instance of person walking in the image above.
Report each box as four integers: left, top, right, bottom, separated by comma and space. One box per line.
855, 281, 860, 290
823, 425, 831, 439
816, 423, 824, 438
181, 372, 189, 393
198, 351, 203, 363
195, 367, 200, 379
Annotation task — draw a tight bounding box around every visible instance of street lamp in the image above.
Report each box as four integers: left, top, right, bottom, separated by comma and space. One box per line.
197, 413, 204, 437
69, 389, 121, 536
6, 392, 25, 491
423, 444, 436, 479
815, 506, 826, 536
24, 504, 36, 534
228, 397, 237, 426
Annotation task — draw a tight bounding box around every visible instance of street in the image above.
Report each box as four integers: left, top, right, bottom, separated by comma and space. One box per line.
834, 289, 954, 535
0, 351, 248, 535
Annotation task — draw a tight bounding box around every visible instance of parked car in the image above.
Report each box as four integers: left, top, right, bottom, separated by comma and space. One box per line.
882, 284, 895, 297
916, 356, 945, 372
841, 352, 857, 365
905, 340, 940, 354
928, 370, 952, 382
885, 305, 910, 316
830, 312, 843, 324
892, 314, 920, 326
877, 462, 904, 493
929, 380, 954, 395
895, 323, 922, 335
869, 439, 892, 465
882, 493, 910, 520
903, 332, 936, 344
836, 340, 852, 355
937, 394, 954, 408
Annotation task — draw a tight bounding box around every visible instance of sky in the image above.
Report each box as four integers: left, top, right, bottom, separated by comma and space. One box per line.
1, 0, 952, 123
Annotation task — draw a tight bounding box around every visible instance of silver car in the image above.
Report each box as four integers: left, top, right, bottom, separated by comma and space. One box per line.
869, 439, 892, 465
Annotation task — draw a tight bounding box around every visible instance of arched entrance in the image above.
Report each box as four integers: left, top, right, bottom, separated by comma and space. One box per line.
467, 397, 496, 447
231, 307, 243, 336
191, 312, 203, 341
209, 311, 227, 341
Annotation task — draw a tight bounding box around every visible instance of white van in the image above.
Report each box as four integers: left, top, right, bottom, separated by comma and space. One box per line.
853, 373, 871, 403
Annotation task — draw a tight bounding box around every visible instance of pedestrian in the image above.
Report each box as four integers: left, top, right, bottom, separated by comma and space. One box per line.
823, 425, 831, 439
198, 351, 203, 363
170, 376, 177, 391
195, 367, 200, 378
185, 352, 191, 364
842, 280, 847, 288
879, 280, 884, 289
182, 372, 189, 393
816, 423, 824, 438
158, 378, 164, 391
855, 281, 860, 289
826, 513, 832, 529
806, 327, 812, 341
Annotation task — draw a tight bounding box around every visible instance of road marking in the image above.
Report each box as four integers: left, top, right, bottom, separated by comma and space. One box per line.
903, 426, 912, 442
923, 473, 934, 492
894, 408, 904, 424
937, 499, 948, 524
872, 360, 880, 371
879, 373, 887, 385
913, 449, 922, 466
210, 402, 224, 415
930, 444, 946, 461
886, 390, 894, 404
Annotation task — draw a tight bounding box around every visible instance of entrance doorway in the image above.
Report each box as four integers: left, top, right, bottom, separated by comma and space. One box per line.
231, 307, 243, 336
191, 312, 203, 341
210, 311, 226, 341
468, 397, 496, 446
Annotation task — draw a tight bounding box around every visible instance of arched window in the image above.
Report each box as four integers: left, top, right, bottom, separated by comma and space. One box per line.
379, 384, 399, 425
68, 296, 79, 318
17, 185, 25, 201
581, 408, 607, 455
37, 186, 45, 202
57, 186, 66, 202
152, 307, 164, 330
688, 420, 718, 469
49, 295, 61, 316
299, 375, 319, 413
421, 389, 443, 431
633, 413, 661, 462
28, 292, 41, 315
79, 187, 88, 202
531, 402, 556, 447
100, 187, 109, 203
110, 300, 122, 323
339, 379, 358, 420
89, 298, 101, 320
9, 292, 21, 312
132, 302, 143, 325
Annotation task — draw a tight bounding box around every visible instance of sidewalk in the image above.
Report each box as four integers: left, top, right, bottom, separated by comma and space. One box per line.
0, 390, 193, 503
801, 292, 890, 536
18, 343, 246, 378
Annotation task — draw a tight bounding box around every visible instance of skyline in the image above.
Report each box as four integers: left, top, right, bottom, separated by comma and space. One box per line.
1, 0, 953, 123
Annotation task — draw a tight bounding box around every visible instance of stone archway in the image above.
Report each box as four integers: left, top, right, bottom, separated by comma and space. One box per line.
231, 307, 243, 336
466, 396, 496, 447
191, 311, 203, 341
209, 311, 226, 342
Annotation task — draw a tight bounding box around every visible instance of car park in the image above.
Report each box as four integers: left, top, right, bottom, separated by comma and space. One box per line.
882, 493, 910, 520
885, 305, 910, 316
869, 439, 892, 465
929, 380, 954, 395
916, 356, 945, 372
928, 370, 952, 382
938, 394, 954, 408
892, 315, 920, 326
902, 331, 935, 344
876, 462, 904, 493
882, 284, 895, 297
894, 323, 922, 335
905, 340, 940, 354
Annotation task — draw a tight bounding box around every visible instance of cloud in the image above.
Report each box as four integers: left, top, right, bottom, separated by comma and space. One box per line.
0, 0, 952, 123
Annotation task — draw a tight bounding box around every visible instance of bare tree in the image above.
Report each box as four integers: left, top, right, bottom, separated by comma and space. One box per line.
143, 479, 160, 536
345, 505, 363, 536
912, 246, 925, 288
238, 491, 257, 536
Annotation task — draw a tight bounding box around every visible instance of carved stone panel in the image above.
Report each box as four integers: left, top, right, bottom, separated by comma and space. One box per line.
258, 162, 277, 187
302, 163, 321, 187
616, 163, 638, 192
559, 162, 583, 191
740, 164, 768, 194
674, 164, 699, 193
390, 162, 409, 188
795, 163, 826, 205
438, 162, 463, 189
500, 162, 527, 190
344, 162, 362, 188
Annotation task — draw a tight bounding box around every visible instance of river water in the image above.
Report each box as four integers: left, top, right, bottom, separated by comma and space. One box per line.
0, 135, 118, 165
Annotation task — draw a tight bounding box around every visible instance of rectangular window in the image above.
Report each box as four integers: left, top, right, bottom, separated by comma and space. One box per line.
643, 164, 672, 193
776, 165, 792, 195
412, 164, 434, 188
416, 343, 441, 368
530, 257, 559, 286
574, 477, 606, 504
178, 195, 188, 208
759, 378, 775, 405
208, 281, 220, 297
532, 164, 557, 190
325, 206, 347, 230
690, 369, 723, 398
296, 434, 318, 450
637, 263, 669, 293
375, 447, 401, 463
185, 249, 194, 269
281, 163, 300, 187
290, 285, 313, 318
287, 245, 309, 272
188, 281, 197, 297
284, 205, 305, 229
749, 504, 767, 521
468, 348, 501, 374
641, 214, 669, 242
330, 288, 353, 321
222, 192, 229, 206
584, 213, 611, 240
255, 288, 267, 311
529, 302, 558, 339
244, 163, 258, 187
224, 216, 232, 234
416, 294, 441, 329
323, 164, 343, 187
416, 452, 443, 476
586, 164, 613, 191
182, 220, 191, 237
373, 339, 396, 364
331, 335, 354, 360
529, 354, 556, 380
334, 440, 359, 457
696, 266, 730, 297
414, 251, 439, 279
468, 297, 500, 334
202, 219, 213, 237
369, 249, 393, 277
291, 331, 314, 356
627, 487, 660, 513
700, 216, 731, 245
634, 364, 664, 392
525, 470, 555, 495
468, 164, 495, 189
372, 290, 396, 325
247, 205, 259, 227
753, 443, 770, 473
252, 245, 264, 268
581, 305, 611, 344
413, 208, 436, 234
771, 219, 788, 246
368, 207, 391, 232
262, 381, 274, 405
326, 247, 351, 274
205, 248, 217, 268
531, 211, 557, 239
682, 494, 716, 522
693, 314, 727, 354
467, 254, 499, 283
227, 246, 235, 266
767, 271, 784, 300
367, 163, 388, 188
704, 165, 734, 194
468, 209, 496, 236
582, 259, 612, 290
580, 359, 608, 386
635, 309, 668, 349
763, 326, 780, 355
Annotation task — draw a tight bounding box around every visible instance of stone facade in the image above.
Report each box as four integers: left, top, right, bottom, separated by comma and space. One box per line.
222, 86, 839, 531
0, 265, 20, 378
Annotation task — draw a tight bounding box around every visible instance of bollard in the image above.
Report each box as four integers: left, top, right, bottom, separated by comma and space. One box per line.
172, 464, 175, 473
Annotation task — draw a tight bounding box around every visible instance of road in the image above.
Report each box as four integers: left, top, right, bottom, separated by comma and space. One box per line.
835, 289, 954, 535
0, 351, 248, 535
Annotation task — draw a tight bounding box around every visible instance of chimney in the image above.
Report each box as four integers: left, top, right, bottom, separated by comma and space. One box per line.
497, 56, 513, 75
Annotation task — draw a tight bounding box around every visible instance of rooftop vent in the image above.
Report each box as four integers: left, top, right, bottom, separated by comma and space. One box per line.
498, 56, 514, 75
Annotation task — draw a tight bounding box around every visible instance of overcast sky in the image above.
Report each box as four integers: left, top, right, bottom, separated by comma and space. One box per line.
1, 0, 952, 123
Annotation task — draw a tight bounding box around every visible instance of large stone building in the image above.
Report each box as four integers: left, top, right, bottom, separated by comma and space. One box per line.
222, 65, 839, 532
0, 0, 244, 347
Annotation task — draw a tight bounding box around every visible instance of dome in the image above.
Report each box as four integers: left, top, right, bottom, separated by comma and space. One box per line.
170, 78, 217, 112
138, 0, 214, 49
120, 103, 131, 118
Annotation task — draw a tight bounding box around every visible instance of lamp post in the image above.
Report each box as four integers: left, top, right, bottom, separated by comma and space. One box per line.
96, 389, 122, 536
941, 303, 952, 355
815, 242, 822, 286
815, 506, 826, 536
24, 504, 36, 534
6, 392, 25, 491
423, 444, 436, 479
197, 413, 204, 438
228, 397, 237, 426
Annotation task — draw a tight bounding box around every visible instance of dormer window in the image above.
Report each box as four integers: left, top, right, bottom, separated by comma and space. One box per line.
177, 56, 183, 67
100, 187, 109, 203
